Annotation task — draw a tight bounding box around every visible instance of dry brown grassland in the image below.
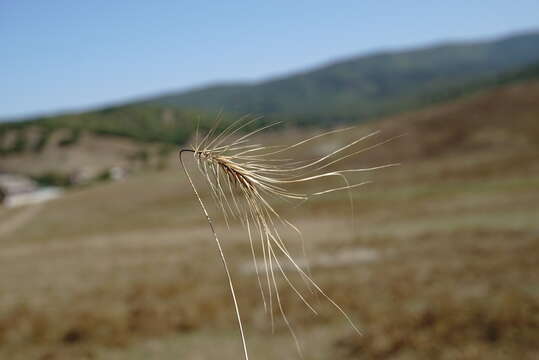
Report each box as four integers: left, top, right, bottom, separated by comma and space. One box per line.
0, 82, 538, 359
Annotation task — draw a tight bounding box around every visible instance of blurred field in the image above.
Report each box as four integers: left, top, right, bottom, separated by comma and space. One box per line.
1, 81, 538, 359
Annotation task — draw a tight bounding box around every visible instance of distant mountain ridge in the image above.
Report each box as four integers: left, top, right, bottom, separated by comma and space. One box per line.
2, 30, 539, 149
146, 30, 539, 123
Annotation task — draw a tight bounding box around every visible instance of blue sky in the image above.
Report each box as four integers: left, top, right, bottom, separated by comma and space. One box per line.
1, 1, 538, 119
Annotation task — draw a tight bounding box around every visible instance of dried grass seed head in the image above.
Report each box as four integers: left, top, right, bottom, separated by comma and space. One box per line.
179, 115, 398, 359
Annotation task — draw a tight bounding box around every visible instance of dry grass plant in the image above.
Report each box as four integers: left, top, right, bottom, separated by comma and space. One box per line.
179, 115, 397, 359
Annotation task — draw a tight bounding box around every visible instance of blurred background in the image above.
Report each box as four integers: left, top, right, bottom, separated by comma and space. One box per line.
1, 1, 538, 359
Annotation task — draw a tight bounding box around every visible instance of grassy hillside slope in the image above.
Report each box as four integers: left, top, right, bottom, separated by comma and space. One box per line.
0, 107, 221, 179
0, 106, 215, 146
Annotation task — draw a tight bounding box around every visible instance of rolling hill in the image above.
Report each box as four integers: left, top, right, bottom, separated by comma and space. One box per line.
2, 30, 539, 149
147, 31, 539, 123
